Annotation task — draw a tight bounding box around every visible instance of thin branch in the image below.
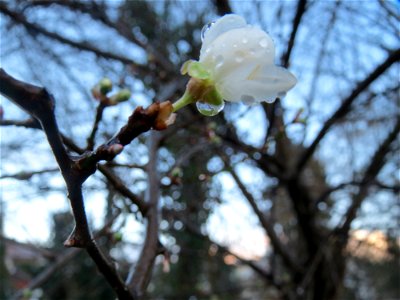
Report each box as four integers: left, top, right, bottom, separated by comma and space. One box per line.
338, 116, 400, 234
0, 168, 58, 180
223, 157, 303, 274
10, 212, 122, 300
86, 103, 106, 150
126, 132, 162, 297
212, 0, 232, 15
0, 118, 41, 129
296, 48, 400, 173
164, 208, 281, 290
0, 68, 134, 300
25, 0, 174, 72
281, 0, 307, 68
0, 3, 146, 73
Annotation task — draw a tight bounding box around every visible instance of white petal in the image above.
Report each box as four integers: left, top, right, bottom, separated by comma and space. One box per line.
200, 27, 275, 82
217, 65, 297, 103
201, 14, 246, 53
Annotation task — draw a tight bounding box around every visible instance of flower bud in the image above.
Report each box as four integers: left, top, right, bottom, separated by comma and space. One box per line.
99, 78, 113, 95
109, 89, 131, 105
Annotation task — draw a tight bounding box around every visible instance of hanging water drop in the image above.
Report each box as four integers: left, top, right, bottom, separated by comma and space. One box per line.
201, 22, 215, 41
196, 101, 225, 116
265, 97, 276, 103
241, 95, 255, 105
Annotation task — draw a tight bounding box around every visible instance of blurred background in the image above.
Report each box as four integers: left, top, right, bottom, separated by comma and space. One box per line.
0, 1, 399, 299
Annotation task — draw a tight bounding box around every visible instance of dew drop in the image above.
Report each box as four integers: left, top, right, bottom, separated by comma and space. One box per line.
201, 22, 215, 41
196, 101, 225, 116
233, 44, 238, 48
265, 97, 276, 103
241, 95, 255, 105
242, 38, 248, 44
249, 48, 256, 56
215, 55, 224, 68
259, 38, 268, 48
235, 51, 245, 63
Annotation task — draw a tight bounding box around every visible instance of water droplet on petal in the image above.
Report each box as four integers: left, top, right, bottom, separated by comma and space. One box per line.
235, 51, 245, 63
259, 38, 268, 48
241, 95, 255, 105
196, 101, 225, 116
215, 55, 224, 68
265, 97, 276, 103
249, 49, 256, 56
201, 22, 215, 41
242, 38, 248, 44
233, 44, 238, 48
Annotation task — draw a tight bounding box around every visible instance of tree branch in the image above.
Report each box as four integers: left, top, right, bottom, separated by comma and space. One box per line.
281, 0, 307, 68
223, 158, 303, 274
212, 0, 232, 15
0, 3, 146, 73
126, 133, 162, 297
296, 48, 400, 173
338, 116, 400, 234
0, 68, 134, 300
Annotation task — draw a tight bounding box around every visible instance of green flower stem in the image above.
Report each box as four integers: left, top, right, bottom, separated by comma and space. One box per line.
172, 91, 195, 112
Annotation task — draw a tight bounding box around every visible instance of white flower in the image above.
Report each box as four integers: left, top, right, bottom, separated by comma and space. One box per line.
199, 14, 297, 104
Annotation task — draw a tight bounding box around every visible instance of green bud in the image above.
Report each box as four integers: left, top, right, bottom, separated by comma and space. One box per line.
171, 167, 183, 178
22, 289, 32, 298
99, 78, 113, 95
109, 89, 131, 105
181, 60, 210, 80
113, 232, 123, 242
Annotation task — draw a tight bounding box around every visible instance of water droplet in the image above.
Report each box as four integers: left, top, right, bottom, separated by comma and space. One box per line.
242, 38, 248, 44
201, 22, 215, 41
233, 44, 238, 48
265, 97, 276, 103
235, 51, 245, 63
259, 38, 268, 48
241, 95, 255, 105
215, 55, 224, 68
196, 101, 225, 116
205, 47, 211, 54
249, 49, 256, 56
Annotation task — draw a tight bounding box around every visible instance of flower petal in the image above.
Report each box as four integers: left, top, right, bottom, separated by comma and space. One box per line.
200, 27, 275, 82
201, 14, 246, 52
216, 65, 297, 103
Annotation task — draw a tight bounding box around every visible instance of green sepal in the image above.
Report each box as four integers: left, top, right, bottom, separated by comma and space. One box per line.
181, 60, 210, 80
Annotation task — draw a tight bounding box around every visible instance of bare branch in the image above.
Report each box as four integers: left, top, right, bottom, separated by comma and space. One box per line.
296, 48, 400, 173
0, 68, 134, 300
223, 158, 304, 274
163, 208, 279, 288
281, 0, 308, 68
338, 116, 400, 234
0, 3, 146, 73
126, 133, 162, 297
212, 0, 232, 15
0, 168, 58, 180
